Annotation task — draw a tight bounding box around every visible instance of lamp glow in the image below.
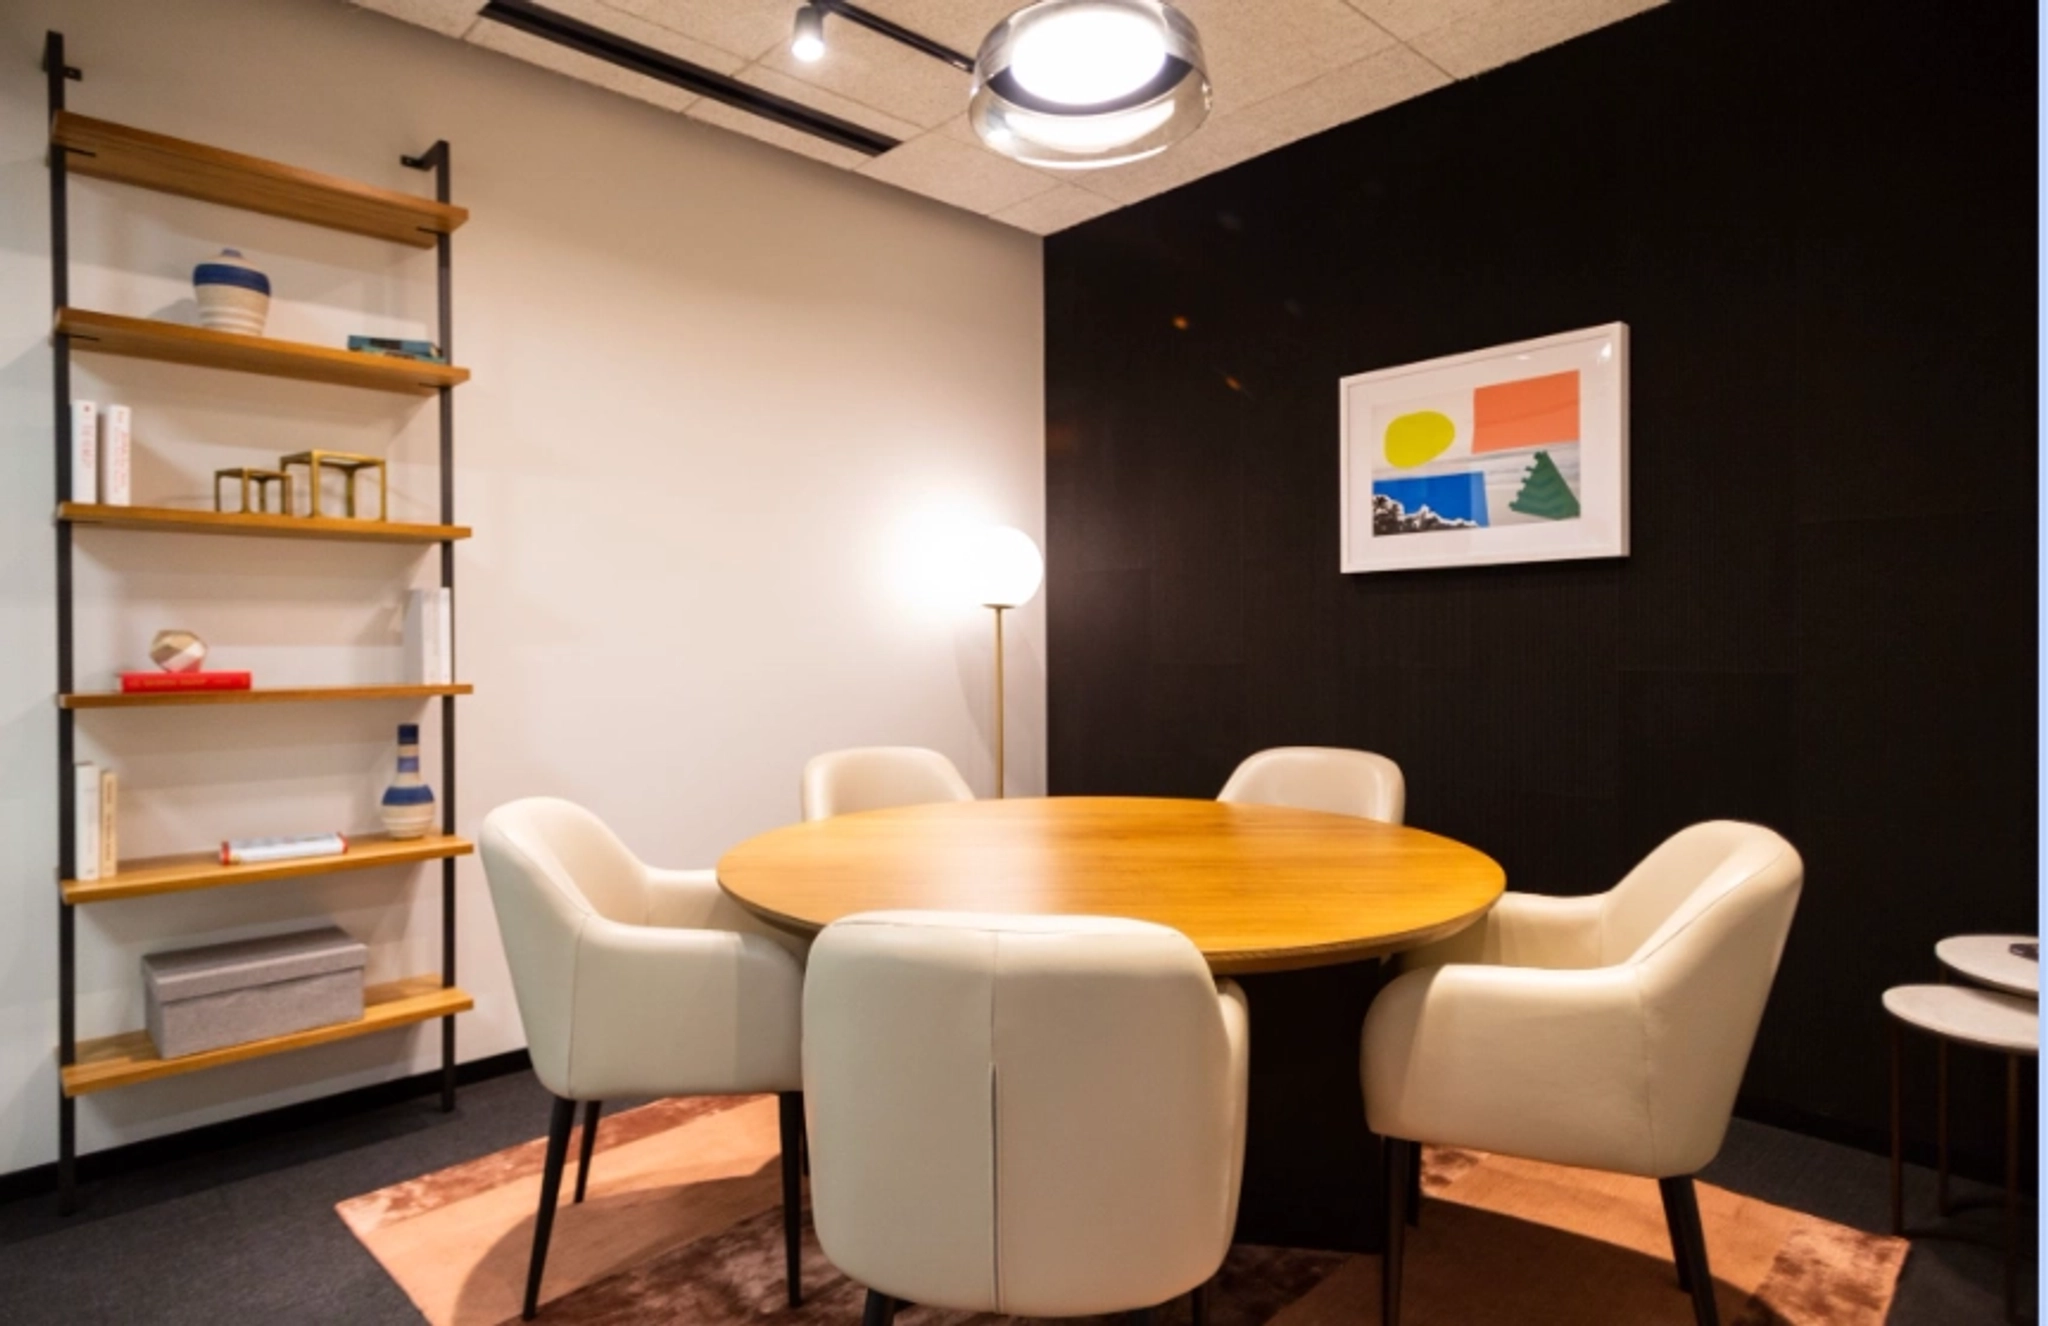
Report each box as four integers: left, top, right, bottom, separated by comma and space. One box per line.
969, 525, 1044, 608
1009, 3, 1166, 106
971, 0, 1208, 169
792, 4, 826, 62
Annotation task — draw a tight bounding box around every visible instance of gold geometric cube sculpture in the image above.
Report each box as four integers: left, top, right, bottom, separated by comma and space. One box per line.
278, 450, 388, 521
213, 467, 293, 515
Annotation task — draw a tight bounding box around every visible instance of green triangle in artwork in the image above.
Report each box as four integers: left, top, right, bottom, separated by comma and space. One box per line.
1508, 450, 1581, 520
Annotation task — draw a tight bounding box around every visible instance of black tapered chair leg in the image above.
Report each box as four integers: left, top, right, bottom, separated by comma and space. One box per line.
572, 1100, 603, 1205
778, 1091, 805, 1307
861, 1289, 898, 1326
1190, 1282, 1209, 1326
1658, 1175, 1719, 1326
1383, 1137, 1411, 1326
522, 1096, 578, 1321
1658, 1176, 1693, 1292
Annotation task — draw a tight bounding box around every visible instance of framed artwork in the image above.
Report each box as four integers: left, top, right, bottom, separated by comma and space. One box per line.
1340, 323, 1628, 574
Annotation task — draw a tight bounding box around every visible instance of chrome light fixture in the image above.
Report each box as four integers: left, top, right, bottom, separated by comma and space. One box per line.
971, 0, 1208, 169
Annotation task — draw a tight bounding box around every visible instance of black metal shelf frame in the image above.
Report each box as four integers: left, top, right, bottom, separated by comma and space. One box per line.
44, 30, 462, 1214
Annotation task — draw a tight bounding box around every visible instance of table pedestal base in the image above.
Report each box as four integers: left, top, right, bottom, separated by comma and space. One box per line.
1232, 959, 1394, 1253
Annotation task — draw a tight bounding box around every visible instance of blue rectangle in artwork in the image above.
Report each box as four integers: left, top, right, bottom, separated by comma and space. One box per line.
1373, 472, 1489, 533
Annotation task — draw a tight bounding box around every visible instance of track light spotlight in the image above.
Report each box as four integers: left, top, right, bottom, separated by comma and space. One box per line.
792, 3, 826, 62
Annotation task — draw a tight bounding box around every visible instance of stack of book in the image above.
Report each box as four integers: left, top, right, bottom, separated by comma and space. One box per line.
72, 763, 118, 881
69, 401, 133, 506
347, 335, 445, 363
404, 587, 453, 684
119, 670, 252, 694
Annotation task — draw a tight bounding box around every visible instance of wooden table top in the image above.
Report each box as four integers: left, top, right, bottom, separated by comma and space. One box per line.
716, 796, 1505, 974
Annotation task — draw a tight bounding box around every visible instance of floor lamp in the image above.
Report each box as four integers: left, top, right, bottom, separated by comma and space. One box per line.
969, 525, 1043, 798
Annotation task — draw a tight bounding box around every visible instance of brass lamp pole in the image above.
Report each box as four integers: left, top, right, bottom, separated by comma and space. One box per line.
971, 526, 1043, 799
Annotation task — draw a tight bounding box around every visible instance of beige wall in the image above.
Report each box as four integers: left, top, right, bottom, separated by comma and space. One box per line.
0, 0, 1043, 1175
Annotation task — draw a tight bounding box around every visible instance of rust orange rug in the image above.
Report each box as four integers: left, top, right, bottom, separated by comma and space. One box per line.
338, 1095, 1906, 1325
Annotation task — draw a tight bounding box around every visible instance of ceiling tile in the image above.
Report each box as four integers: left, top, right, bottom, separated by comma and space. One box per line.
1176, 0, 1399, 114
860, 130, 1060, 215
1346, 0, 1663, 79
1081, 42, 1449, 204
686, 100, 875, 170
736, 64, 926, 143
350, 0, 484, 39
601, 0, 791, 64
467, 14, 709, 114
991, 183, 1121, 235
749, 24, 974, 130
866, 0, 1019, 59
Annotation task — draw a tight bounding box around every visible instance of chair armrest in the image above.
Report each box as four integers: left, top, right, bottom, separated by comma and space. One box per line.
644, 866, 812, 963
565, 915, 804, 1099
1362, 962, 1661, 1176
1402, 891, 1605, 971
1216, 979, 1251, 1239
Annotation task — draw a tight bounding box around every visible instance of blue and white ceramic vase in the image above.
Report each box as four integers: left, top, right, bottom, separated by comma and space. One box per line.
379, 723, 436, 840
192, 248, 270, 336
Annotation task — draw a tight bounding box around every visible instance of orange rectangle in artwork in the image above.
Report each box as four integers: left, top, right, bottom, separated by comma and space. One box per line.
1472, 370, 1580, 452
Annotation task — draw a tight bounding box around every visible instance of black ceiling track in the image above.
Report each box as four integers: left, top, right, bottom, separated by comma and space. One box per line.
478, 0, 901, 157
814, 0, 974, 73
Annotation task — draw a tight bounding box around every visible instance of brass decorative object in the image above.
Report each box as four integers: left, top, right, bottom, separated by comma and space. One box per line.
278, 450, 387, 521
213, 467, 292, 514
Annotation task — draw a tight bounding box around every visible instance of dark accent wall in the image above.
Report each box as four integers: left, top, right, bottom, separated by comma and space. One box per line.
1045, 0, 2036, 1166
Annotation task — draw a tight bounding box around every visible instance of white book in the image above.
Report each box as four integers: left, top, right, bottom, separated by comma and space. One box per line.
436, 585, 453, 684
101, 404, 132, 506
73, 762, 100, 882
403, 589, 433, 684
99, 768, 119, 879
69, 401, 97, 505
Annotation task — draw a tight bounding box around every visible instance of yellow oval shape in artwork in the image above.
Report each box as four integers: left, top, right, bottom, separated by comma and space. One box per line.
1383, 410, 1457, 468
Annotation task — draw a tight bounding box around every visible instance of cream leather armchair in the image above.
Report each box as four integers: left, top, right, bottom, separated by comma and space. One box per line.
801, 746, 975, 820
803, 911, 1250, 1324
1362, 821, 1803, 1326
1218, 746, 1405, 823
480, 798, 807, 1321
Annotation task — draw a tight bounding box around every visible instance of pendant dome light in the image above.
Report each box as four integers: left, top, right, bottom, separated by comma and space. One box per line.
970, 0, 1209, 170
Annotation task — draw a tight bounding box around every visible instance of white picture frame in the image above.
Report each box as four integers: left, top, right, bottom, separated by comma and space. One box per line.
1340, 322, 1629, 574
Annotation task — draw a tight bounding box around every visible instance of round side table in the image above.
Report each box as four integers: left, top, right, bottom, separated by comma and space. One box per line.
1884, 983, 2037, 1320
1938, 934, 2040, 997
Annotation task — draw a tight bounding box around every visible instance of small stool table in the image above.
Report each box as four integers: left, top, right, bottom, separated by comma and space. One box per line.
1939, 934, 2040, 997
1884, 980, 2037, 1319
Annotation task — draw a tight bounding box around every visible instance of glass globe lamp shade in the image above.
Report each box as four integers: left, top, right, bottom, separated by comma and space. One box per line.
968, 526, 1045, 608
970, 0, 1209, 170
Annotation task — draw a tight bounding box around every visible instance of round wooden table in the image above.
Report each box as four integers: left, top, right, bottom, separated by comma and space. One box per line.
718, 796, 1505, 1251
717, 796, 1504, 973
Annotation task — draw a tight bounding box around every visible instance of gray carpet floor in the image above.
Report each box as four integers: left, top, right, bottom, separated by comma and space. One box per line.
0, 1070, 2027, 1324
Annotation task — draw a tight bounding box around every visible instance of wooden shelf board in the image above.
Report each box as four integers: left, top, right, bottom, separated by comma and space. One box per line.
60, 503, 470, 545
63, 977, 472, 1096
57, 309, 470, 395
63, 833, 472, 905
53, 112, 467, 247
61, 683, 471, 710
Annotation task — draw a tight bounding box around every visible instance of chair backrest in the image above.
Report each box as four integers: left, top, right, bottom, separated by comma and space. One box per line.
478, 797, 652, 1094
801, 746, 974, 821
803, 911, 1243, 1317
1217, 746, 1405, 823
1608, 821, 1804, 1174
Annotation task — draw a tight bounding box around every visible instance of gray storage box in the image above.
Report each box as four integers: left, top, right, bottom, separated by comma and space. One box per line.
143, 926, 367, 1059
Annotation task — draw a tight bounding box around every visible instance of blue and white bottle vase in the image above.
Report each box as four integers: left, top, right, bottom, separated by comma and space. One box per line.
380, 723, 437, 840
192, 248, 270, 336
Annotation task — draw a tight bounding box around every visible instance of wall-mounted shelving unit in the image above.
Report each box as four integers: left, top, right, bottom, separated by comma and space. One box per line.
45, 30, 472, 1213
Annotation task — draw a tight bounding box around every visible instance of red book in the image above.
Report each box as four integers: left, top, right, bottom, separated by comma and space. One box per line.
119, 670, 253, 693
